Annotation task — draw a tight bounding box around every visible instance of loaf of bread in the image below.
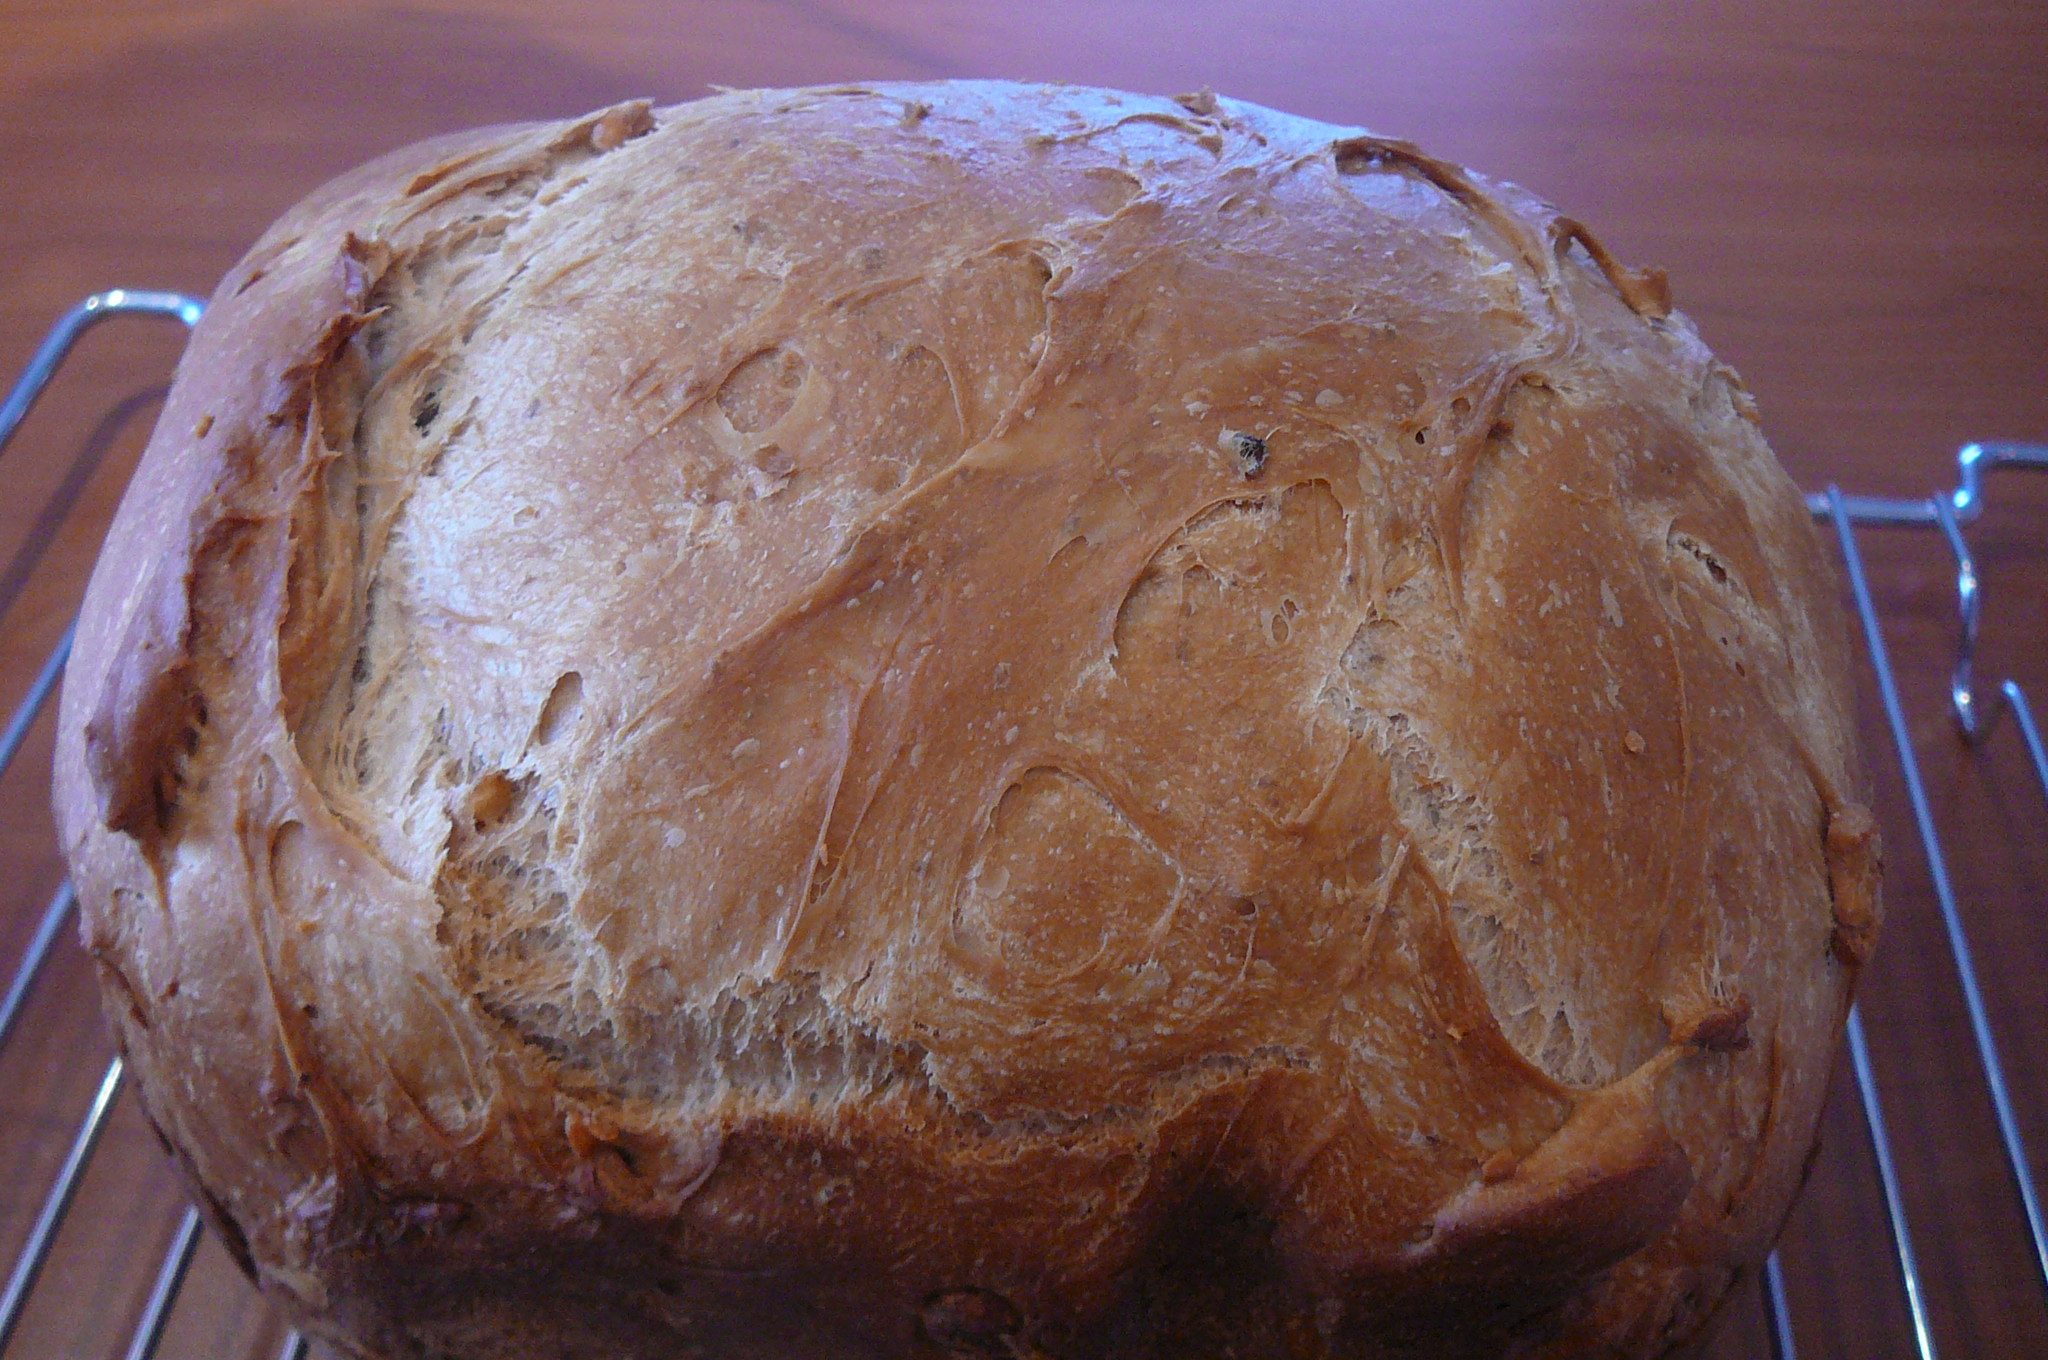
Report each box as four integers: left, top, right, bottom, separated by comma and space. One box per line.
53, 81, 1879, 1358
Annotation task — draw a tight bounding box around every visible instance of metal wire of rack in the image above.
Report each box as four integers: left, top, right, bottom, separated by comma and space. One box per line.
0, 295, 2042, 1360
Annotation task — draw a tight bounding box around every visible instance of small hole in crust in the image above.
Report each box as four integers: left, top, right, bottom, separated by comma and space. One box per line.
1333, 141, 1382, 175
465, 772, 517, 830
589, 104, 653, 152
1670, 531, 1732, 585
534, 672, 585, 745
1218, 428, 1267, 477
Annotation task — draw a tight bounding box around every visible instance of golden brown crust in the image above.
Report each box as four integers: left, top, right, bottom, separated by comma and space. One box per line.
54, 81, 1875, 1359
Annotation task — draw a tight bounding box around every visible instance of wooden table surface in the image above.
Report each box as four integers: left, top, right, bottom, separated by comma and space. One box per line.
0, 3, 2044, 1357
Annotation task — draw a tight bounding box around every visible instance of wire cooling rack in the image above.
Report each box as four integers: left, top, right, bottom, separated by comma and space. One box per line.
0, 293, 2043, 1359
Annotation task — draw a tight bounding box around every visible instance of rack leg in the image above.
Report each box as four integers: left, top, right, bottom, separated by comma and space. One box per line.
122, 1207, 203, 1360
0, 1057, 124, 1352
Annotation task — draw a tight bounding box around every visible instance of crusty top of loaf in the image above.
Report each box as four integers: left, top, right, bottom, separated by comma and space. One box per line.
55, 82, 1876, 1357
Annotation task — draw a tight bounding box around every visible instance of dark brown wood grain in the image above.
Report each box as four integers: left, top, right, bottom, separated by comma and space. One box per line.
0, 3, 2042, 1356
